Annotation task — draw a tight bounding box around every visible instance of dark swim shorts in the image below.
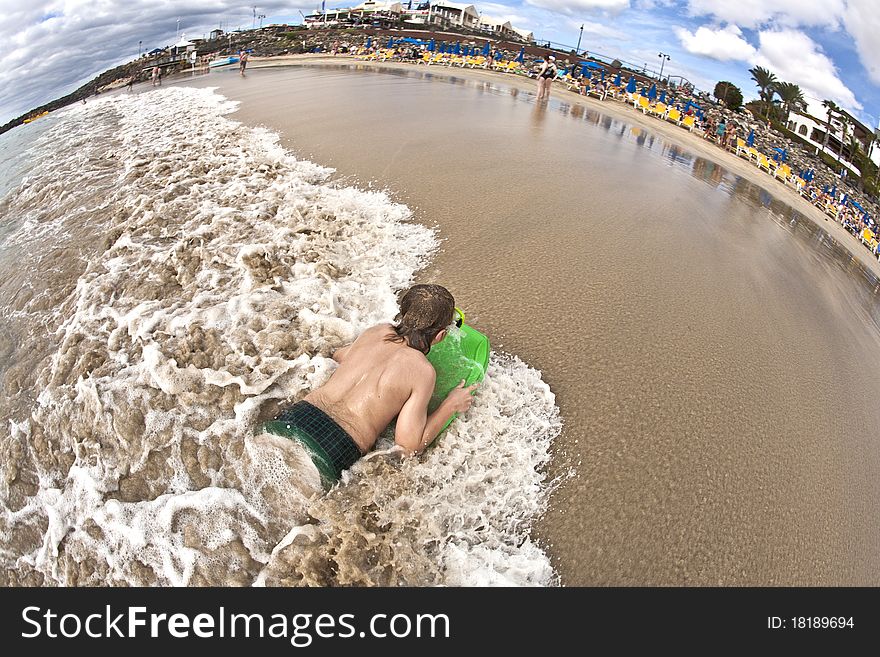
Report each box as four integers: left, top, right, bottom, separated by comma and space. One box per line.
264, 401, 363, 487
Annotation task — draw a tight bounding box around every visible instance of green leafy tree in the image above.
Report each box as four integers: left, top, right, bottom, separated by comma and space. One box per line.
822, 99, 838, 152
713, 81, 743, 110
749, 66, 778, 119
838, 113, 850, 161
773, 81, 806, 122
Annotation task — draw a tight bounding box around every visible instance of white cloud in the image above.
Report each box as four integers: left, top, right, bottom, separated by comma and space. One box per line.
675, 24, 757, 61
754, 29, 861, 112
580, 20, 628, 40
686, 0, 845, 29
842, 0, 880, 85
0, 0, 302, 125
474, 2, 529, 26
686, 0, 880, 91
525, 0, 631, 14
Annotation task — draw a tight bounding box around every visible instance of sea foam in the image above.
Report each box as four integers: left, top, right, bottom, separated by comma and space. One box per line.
0, 86, 561, 586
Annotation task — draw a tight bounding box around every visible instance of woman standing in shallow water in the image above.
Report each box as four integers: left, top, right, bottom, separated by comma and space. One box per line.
536, 55, 557, 101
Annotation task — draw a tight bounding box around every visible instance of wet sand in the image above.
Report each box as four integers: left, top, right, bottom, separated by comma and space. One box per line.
178, 59, 880, 585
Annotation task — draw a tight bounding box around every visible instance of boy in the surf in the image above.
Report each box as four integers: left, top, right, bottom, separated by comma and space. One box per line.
271, 284, 478, 485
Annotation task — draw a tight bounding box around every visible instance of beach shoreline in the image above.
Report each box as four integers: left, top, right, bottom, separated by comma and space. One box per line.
244, 54, 880, 278
154, 60, 880, 585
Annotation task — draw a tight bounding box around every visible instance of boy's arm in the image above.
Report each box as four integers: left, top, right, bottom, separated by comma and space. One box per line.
331, 344, 351, 363
394, 371, 453, 455
395, 377, 478, 455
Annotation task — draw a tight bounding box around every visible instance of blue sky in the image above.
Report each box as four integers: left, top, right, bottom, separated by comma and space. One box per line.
2, 0, 878, 130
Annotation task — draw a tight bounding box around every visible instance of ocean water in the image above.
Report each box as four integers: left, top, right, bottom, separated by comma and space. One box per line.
0, 87, 562, 586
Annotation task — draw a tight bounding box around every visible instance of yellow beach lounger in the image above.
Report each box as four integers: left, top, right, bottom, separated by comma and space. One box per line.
774, 163, 791, 182
666, 107, 681, 124
681, 115, 696, 131
636, 96, 651, 113
757, 153, 773, 172
649, 102, 667, 118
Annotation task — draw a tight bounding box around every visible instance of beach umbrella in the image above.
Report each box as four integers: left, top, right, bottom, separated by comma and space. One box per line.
648, 83, 657, 100
366, 37, 372, 49
387, 37, 394, 48
516, 46, 525, 63
746, 129, 755, 147
659, 89, 666, 103
482, 41, 490, 56
454, 42, 461, 55
428, 39, 435, 52
496, 50, 504, 61
626, 76, 636, 93
600, 69, 605, 82
613, 72, 621, 86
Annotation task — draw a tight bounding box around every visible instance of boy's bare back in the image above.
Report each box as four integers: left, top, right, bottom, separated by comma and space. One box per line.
304, 323, 475, 454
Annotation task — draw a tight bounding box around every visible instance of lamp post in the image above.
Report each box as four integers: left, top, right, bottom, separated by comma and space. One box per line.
252, 6, 257, 30
576, 23, 583, 55
138, 40, 142, 57
658, 52, 670, 80
176, 18, 180, 40
259, 14, 266, 28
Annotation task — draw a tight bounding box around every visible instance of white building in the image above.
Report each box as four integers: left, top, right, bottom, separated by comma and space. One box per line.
787, 109, 877, 176
478, 15, 516, 39
429, 2, 480, 30
354, 0, 403, 14
305, 2, 403, 27
401, 1, 432, 24
510, 26, 534, 43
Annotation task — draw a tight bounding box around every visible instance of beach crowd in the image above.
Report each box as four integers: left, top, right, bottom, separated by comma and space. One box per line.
342, 37, 880, 263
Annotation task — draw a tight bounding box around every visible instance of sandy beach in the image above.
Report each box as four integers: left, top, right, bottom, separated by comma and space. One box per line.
4, 55, 879, 587
250, 55, 880, 277
165, 56, 880, 586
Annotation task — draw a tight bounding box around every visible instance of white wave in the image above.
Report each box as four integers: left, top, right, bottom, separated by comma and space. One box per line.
0, 86, 561, 587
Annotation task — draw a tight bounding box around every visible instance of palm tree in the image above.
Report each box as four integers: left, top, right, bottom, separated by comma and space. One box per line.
864, 131, 876, 162
749, 66, 778, 119
774, 81, 806, 123
822, 99, 838, 153
838, 113, 850, 161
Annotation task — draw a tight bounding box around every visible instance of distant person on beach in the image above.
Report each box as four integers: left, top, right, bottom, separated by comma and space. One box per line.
127, 76, 134, 91
271, 284, 478, 486
536, 55, 557, 101
151, 66, 161, 86
239, 50, 249, 76
715, 118, 727, 145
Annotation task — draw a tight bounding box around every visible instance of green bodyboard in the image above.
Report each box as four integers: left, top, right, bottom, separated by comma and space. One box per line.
425, 323, 490, 434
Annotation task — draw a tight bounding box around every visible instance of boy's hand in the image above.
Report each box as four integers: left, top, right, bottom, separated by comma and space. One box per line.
445, 380, 479, 413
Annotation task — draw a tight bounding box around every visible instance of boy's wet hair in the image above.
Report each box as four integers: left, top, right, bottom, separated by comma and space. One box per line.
386, 284, 455, 354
